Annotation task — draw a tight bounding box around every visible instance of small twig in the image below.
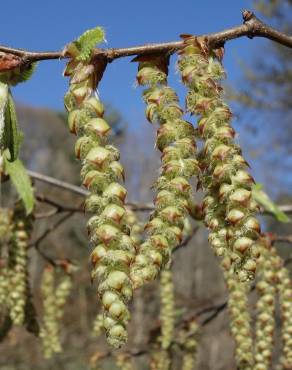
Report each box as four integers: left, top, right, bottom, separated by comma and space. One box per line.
28, 170, 88, 197
34, 208, 59, 219
35, 193, 84, 214
0, 11, 291, 68
29, 170, 154, 211
271, 234, 292, 244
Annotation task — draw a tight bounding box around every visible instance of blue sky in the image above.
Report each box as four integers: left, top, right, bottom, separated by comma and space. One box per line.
2, 1, 291, 195
0, 0, 258, 118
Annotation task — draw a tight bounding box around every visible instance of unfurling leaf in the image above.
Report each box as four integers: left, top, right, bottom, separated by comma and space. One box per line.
252, 184, 290, 223
64, 27, 105, 62
4, 155, 34, 214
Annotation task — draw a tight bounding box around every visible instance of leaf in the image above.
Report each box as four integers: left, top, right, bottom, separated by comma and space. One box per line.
4, 155, 34, 214
0, 82, 9, 148
3, 92, 23, 161
252, 184, 290, 223
76, 27, 105, 61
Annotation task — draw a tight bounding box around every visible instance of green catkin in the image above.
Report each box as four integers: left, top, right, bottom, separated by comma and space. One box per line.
278, 268, 292, 369
40, 267, 73, 358
177, 36, 261, 282
9, 204, 33, 326
224, 267, 254, 370
151, 267, 175, 370
64, 29, 136, 348
0, 208, 13, 309
130, 56, 199, 288
178, 319, 199, 370
159, 268, 175, 350
40, 266, 60, 358
0, 264, 9, 308
255, 235, 292, 369
254, 236, 277, 370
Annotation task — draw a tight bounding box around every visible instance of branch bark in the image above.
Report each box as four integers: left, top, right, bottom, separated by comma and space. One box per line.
0, 10, 291, 68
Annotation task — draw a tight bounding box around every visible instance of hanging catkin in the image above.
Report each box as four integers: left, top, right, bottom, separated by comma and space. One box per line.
131, 55, 198, 288
63, 28, 136, 348
254, 235, 277, 370
224, 267, 254, 369
8, 203, 33, 326
178, 36, 261, 282
178, 319, 199, 370
40, 266, 72, 358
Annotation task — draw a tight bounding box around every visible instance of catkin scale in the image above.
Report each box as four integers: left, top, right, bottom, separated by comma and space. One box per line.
178, 36, 261, 281
130, 56, 198, 288
64, 31, 135, 348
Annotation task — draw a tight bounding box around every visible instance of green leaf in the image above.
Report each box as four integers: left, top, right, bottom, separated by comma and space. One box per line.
4, 92, 23, 161
76, 27, 105, 61
252, 184, 290, 223
4, 155, 34, 214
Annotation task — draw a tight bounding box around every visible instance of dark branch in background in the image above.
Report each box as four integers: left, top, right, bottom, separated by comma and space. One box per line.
29, 211, 77, 266
29, 170, 292, 216
0, 11, 291, 70
29, 170, 154, 212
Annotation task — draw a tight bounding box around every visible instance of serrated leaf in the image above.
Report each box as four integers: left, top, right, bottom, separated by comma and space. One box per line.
252, 184, 290, 223
76, 27, 105, 61
4, 155, 34, 214
4, 92, 22, 161
0, 82, 8, 147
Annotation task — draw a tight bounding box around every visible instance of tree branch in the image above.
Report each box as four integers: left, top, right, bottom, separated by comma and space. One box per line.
0, 10, 291, 69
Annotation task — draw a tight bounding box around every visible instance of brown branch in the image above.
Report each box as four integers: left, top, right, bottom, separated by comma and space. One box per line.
0, 11, 291, 69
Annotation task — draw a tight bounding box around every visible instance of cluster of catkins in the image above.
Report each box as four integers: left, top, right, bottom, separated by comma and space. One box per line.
64, 30, 137, 348
130, 55, 198, 288
177, 36, 261, 282
40, 266, 72, 358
